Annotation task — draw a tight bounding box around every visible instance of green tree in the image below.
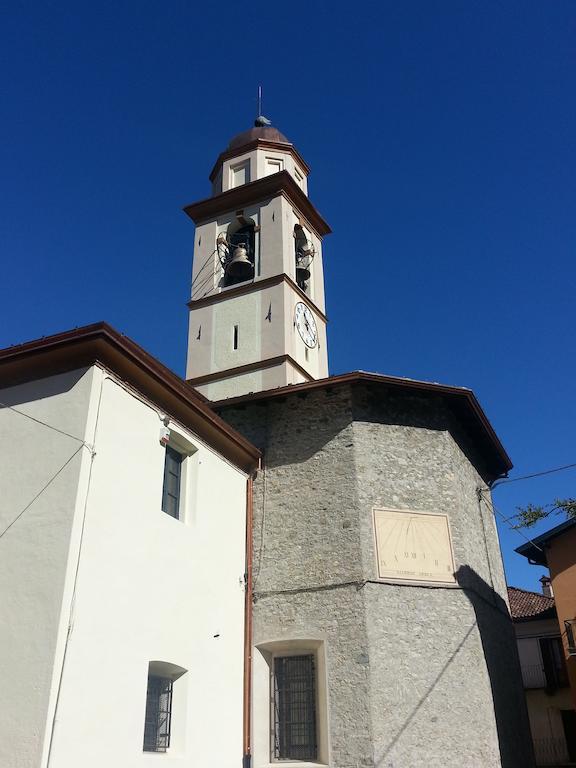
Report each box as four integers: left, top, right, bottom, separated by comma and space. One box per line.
515, 498, 576, 528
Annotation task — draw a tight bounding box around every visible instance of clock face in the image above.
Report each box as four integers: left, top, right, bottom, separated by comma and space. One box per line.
294, 302, 318, 348
373, 508, 456, 584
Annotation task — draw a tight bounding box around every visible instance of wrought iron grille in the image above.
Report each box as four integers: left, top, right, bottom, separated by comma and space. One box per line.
273, 654, 317, 761
143, 675, 173, 752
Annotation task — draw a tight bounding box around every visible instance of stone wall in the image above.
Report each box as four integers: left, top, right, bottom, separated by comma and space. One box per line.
219, 382, 534, 768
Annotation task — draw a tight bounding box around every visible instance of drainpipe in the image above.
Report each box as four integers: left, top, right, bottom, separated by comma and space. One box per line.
243, 473, 255, 768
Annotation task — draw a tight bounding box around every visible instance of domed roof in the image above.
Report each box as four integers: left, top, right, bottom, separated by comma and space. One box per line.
228, 123, 291, 151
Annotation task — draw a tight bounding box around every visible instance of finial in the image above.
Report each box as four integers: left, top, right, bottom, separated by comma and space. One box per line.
254, 84, 272, 127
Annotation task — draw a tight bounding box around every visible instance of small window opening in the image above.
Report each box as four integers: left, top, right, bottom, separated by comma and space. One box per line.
305, 347, 309, 361
143, 675, 173, 752
233, 324, 239, 350
162, 446, 183, 519
273, 655, 317, 761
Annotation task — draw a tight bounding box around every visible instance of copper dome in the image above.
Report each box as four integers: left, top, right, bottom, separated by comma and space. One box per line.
228, 125, 291, 151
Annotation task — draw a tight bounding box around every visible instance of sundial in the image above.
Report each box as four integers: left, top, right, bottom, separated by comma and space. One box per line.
373, 507, 456, 584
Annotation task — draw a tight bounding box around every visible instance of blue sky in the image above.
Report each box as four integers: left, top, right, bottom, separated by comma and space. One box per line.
1, 1, 575, 591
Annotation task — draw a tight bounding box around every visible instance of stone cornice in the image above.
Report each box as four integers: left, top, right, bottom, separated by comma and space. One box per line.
183, 171, 331, 238
186, 354, 313, 388
187, 273, 328, 324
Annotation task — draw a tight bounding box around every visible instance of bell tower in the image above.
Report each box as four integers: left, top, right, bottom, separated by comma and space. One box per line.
184, 117, 331, 401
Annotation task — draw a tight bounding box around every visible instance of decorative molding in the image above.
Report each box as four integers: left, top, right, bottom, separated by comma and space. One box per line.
183, 171, 331, 238
188, 273, 328, 324
209, 139, 311, 183
186, 354, 313, 388
0, 322, 261, 473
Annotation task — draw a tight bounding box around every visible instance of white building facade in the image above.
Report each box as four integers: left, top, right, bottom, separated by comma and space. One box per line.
0, 324, 260, 768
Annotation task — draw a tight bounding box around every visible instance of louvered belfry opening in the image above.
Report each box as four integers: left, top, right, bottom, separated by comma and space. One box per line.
143, 675, 173, 752
273, 654, 318, 761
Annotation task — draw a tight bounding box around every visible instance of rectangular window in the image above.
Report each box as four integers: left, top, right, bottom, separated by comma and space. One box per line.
162, 445, 183, 519
143, 675, 173, 752
273, 655, 317, 761
265, 158, 283, 176
231, 161, 249, 188
233, 324, 239, 350
540, 636, 569, 688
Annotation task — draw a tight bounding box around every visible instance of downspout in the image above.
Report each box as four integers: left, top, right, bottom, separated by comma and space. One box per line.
243, 473, 255, 768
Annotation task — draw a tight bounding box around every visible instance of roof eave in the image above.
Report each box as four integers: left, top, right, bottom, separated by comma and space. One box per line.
0, 323, 261, 474
211, 370, 512, 480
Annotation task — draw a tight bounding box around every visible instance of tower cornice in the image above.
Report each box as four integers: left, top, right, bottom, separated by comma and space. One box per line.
208, 139, 311, 183
187, 273, 328, 323
183, 170, 331, 238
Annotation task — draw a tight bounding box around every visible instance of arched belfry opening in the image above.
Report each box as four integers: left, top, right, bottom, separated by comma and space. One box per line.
294, 224, 314, 293
219, 216, 256, 287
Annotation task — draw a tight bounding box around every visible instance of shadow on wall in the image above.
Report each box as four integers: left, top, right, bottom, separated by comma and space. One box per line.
374, 567, 535, 768
456, 565, 535, 768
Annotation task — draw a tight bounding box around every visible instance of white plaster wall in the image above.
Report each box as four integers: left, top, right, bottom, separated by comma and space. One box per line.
47, 367, 248, 768
216, 147, 308, 195
0, 368, 96, 768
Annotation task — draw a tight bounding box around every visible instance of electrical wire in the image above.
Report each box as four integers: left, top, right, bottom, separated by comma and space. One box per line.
0, 444, 85, 539
45, 374, 104, 768
191, 268, 219, 299
478, 488, 543, 552
492, 461, 576, 489
191, 248, 219, 287
0, 401, 87, 444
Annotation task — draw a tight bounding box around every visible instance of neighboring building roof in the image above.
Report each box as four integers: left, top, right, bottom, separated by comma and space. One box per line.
212, 370, 513, 482
515, 517, 576, 566
0, 322, 261, 473
507, 586, 556, 622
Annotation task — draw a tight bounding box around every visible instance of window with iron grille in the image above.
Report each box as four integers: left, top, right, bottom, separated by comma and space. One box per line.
273, 654, 318, 761
143, 675, 173, 752
162, 445, 183, 519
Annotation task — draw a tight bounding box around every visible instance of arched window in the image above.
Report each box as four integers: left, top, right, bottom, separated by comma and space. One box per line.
222, 217, 256, 287
294, 225, 313, 292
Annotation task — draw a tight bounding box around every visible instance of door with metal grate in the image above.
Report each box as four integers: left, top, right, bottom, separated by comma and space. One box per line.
273, 654, 317, 761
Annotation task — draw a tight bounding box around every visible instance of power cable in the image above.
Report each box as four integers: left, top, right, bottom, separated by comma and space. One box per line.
191, 249, 218, 287
0, 444, 85, 539
492, 461, 576, 490
478, 488, 543, 552
0, 401, 86, 444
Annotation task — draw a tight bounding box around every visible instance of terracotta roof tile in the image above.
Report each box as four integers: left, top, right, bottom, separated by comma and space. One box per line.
508, 586, 556, 621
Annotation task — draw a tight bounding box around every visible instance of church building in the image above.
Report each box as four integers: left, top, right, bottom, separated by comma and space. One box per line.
184, 117, 535, 768
0, 117, 535, 768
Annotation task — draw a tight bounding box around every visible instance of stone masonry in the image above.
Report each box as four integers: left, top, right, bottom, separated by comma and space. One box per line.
217, 379, 535, 768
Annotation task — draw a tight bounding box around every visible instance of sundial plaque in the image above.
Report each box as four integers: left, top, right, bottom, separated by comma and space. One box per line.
373, 507, 456, 585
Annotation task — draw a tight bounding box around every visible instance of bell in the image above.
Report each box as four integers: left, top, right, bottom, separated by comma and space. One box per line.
296, 264, 311, 287
226, 244, 254, 280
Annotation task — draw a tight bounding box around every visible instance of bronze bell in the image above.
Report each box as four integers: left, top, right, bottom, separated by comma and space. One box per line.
226, 244, 254, 280
296, 245, 312, 287
296, 263, 311, 286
